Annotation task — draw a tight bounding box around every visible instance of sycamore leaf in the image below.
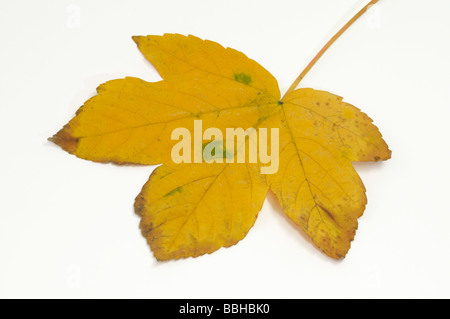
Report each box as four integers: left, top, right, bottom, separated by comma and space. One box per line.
51, 33, 390, 260
135, 161, 267, 260
267, 89, 390, 258
52, 35, 278, 165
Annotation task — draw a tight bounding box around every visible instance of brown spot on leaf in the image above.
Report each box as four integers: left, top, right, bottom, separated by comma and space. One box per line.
318, 203, 336, 222
48, 124, 78, 154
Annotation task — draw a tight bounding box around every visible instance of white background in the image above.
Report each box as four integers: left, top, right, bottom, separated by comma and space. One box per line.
1, 0, 449, 298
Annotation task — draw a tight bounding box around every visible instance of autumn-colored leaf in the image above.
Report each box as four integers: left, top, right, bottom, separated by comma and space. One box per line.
135, 161, 268, 260
50, 1, 390, 260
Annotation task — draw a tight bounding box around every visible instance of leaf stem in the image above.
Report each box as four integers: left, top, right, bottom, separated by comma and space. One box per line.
283, 0, 380, 98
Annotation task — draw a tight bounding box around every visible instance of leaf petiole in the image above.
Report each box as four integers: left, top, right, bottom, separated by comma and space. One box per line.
283, 0, 380, 98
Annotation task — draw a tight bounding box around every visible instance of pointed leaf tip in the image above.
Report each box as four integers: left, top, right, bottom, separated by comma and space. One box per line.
132, 35, 144, 45
50, 125, 79, 154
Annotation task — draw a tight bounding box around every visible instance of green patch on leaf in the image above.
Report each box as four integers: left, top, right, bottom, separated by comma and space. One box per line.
234, 72, 252, 85
202, 141, 233, 161
164, 186, 183, 197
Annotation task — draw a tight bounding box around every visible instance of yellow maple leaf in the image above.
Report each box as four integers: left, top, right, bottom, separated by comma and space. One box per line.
50, 1, 390, 260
